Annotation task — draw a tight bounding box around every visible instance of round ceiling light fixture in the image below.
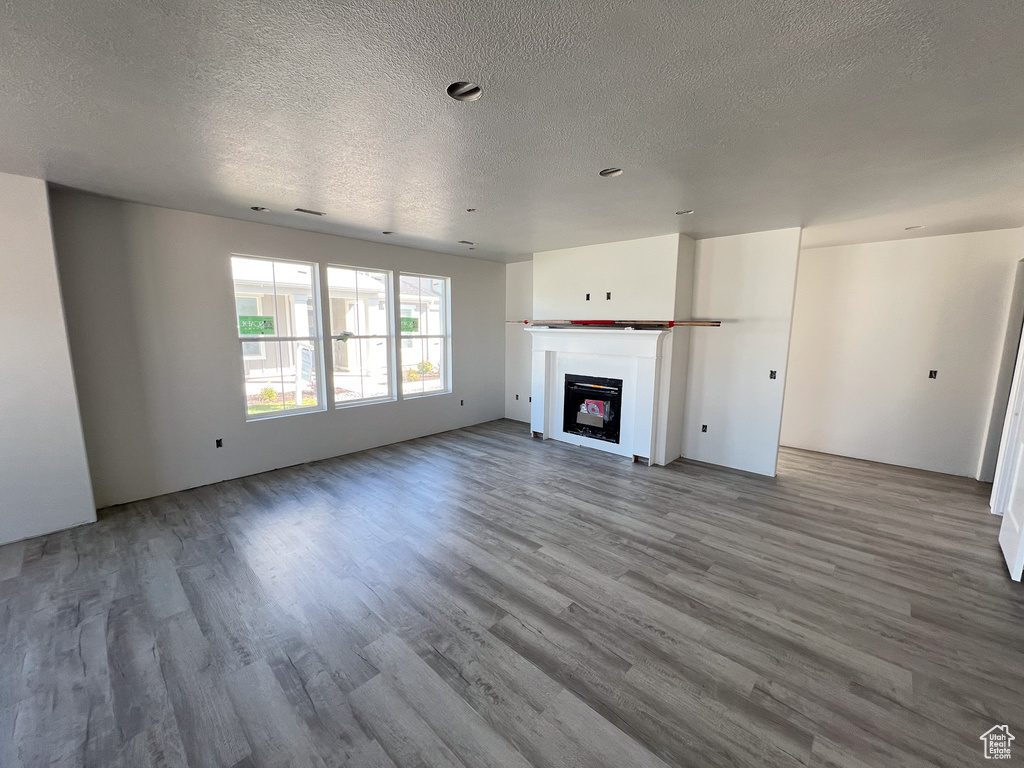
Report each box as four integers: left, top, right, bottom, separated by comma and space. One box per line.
599, 167, 624, 178
905, 225, 925, 230
250, 206, 270, 212
676, 209, 695, 215
447, 82, 482, 102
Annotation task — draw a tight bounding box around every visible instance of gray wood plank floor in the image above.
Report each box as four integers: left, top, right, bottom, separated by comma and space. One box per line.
1, 419, 1022, 767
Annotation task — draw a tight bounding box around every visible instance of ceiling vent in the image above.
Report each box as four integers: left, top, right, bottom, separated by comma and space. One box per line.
447, 82, 482, 102
294, 207, 326, 216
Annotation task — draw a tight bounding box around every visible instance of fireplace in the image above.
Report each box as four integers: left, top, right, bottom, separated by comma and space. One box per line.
526, 326, 679, 465
563, 374, 623, 444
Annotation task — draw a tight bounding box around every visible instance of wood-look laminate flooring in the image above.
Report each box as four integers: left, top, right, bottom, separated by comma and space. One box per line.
1, 419, 1022, 768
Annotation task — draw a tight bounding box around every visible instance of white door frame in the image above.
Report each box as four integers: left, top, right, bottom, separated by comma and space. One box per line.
991, 321, 1024, 580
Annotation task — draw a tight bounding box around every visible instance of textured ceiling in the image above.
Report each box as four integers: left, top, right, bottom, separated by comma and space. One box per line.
2, 0, 1024, 261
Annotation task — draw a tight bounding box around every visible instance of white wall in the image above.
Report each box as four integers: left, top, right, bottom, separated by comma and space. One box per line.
0, 173, 95, 544
781, 229, 1024, 477
662, 235, 697, 463
51, 190, 505, 508
505, 260, 533, 422
682, 228, 802, 476
533, 234, 681, 321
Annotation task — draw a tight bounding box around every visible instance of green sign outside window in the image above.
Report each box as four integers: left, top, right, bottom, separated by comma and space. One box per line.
239, 315, 275, 335
401, 317, 419, 333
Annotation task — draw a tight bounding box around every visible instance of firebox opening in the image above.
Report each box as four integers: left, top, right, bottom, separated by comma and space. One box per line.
563, 374, 623, 444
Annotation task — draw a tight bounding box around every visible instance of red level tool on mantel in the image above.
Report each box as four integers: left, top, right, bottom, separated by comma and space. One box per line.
505, 319, 722, 327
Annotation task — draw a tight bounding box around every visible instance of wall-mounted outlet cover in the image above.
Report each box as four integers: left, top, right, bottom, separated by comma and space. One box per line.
606, 292, 611, 300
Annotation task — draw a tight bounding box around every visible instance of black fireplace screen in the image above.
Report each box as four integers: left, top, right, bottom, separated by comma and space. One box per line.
563, 374, 623, 444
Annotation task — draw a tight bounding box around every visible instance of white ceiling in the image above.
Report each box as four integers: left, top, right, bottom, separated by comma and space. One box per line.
2, 0, 1023, 262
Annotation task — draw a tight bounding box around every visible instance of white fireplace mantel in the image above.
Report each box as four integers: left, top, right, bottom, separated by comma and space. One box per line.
526, 327, 678, 465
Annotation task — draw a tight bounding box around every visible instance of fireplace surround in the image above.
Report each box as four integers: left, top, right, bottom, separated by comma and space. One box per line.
525, 326, 685, 465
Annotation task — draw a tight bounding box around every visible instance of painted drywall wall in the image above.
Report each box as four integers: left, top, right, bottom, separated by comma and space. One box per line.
533, 234, 681, 321
0, 173, 95, 544
662, 235, 697, 464
51, 190, 505, 508
781, 229, 1024, 477
979, 260, 1024, 482
682, 228, 802, 476
505, 260, 533, 422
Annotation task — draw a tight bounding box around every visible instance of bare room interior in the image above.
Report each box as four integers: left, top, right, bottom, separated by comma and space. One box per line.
2, 2, 1024, 767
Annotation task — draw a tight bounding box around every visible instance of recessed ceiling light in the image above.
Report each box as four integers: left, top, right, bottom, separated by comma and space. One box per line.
458, 240, 474, 245
905, 225, 925, 230
250, 206, 270, 212
599, 168, 623, 178
294, 207, 326, 216
382, 231, 395, 235
676, 209, 695, 215
447, 82, 482, 102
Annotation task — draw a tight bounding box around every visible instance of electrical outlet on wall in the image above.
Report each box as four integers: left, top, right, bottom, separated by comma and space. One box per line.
215, 438, 223, 448
929, 370, 938, 379
769, 370, 777, 379
701, 425, 708, 433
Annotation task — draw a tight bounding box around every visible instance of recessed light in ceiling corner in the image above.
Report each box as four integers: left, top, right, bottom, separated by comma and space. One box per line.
599, 167, 624, 178
676, 209, 695, 215
294, 207, 326, 216
905, 225, 925, 230
250, 206, 270, 212
447, 82, 482, 102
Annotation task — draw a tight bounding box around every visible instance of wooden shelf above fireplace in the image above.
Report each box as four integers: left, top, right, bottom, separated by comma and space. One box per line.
507, 319, 721, 329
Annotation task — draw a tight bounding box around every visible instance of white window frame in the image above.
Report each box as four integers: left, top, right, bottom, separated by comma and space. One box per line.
326, 264, 397, 408
398, 272, 452, 399
231, 253, 326, 421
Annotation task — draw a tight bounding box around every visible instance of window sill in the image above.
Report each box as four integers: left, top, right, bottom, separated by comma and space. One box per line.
401, 389, 452, 400
245, 404, 326, 422
335, 396, 397, 410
